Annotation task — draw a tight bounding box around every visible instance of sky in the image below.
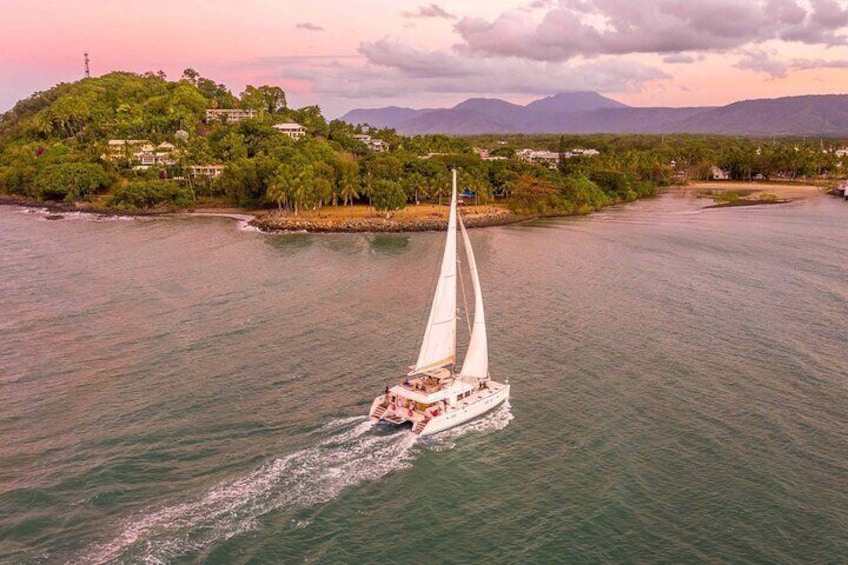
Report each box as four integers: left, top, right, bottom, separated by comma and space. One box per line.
3, 0, 848, 118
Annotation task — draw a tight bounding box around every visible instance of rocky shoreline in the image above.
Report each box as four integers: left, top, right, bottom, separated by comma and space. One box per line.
0, 195, 170, 216
249, 207, 526, 233
1, 195, 530, 232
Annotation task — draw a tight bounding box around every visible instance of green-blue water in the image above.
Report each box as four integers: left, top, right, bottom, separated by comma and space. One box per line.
1, 193, 846, 564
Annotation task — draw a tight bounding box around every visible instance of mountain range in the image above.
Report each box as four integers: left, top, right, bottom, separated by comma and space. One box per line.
341, 92, 848, 137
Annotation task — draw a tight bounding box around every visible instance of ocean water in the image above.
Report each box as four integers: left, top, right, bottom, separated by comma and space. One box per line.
0, 193, 846, 564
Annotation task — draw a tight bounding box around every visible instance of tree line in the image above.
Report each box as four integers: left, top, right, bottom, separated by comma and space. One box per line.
2, 71, 842, 215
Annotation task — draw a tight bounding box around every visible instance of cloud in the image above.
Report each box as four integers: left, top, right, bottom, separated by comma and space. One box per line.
296, 22, 324, 31
241, 38, 669, 116
296, 38, 671, 100
527, 0, 555, 9
810, 0, 848, 27
735, 48, 788, 78
454, 0, 848, 62
663, 53, 695, 64
779, 0, 848, 43
360, 39, 474, 77
791, 57, 848, 70
243, 54, 362, 73
402, 4, 456, 19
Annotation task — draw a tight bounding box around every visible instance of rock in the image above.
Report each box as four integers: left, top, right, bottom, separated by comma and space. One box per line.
249, 208, 525, 233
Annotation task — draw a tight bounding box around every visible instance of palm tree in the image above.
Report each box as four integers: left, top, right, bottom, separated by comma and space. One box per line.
267, 176, 289, 211
334, 158, 358, 206
340, 168, 360, 206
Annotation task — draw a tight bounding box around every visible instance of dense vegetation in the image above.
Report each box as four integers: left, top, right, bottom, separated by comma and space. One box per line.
1, 71, 842, 215
469, 133, 848, 183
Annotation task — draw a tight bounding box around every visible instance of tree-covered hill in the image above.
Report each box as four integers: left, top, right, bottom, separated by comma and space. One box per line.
2, 71, 239, 144
0, 70, 665, 216
0, 70, 379, 210
10, 70, 836, 220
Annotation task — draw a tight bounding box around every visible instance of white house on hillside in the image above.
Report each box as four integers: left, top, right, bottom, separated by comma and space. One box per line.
205, 109, 257, 123
189, 165, 226, 179
104, 139, 154, 159
272, 122, 307, 140
353, 134, 387, 152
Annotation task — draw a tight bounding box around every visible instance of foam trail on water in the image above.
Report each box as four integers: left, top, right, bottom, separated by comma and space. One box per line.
76, 417, 416, 565
319, 415, 366, 433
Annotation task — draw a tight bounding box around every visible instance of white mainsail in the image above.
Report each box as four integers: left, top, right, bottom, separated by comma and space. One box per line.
370, 168, 509, 436
411, 171, 458, 374
458, 214, 489, 379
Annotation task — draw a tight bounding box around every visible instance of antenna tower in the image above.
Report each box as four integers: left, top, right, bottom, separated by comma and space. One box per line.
84, 52, 90, 78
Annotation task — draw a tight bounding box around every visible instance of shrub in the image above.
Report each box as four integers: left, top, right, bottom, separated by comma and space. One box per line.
559, 174, 611, 211
34, 162, 111, 201
0, 165, 37, 196
108, 180, 195, 211
508, 175, 564, 215
713, 191, 740, 203
372, 179, 406, 217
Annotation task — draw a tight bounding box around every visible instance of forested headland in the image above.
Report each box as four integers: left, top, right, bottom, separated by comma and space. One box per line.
0, 70, 843, 223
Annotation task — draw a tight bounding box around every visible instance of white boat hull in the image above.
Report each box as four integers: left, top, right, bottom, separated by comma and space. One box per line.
420, 382, 509, 435
369, 380, 509, 436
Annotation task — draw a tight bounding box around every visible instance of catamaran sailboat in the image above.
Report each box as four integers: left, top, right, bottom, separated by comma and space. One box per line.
368, 170, 510, 435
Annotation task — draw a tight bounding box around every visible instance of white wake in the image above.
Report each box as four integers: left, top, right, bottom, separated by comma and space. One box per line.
76, 403, 513, 564
77, 418, 416, 565
422, 401, 514, 452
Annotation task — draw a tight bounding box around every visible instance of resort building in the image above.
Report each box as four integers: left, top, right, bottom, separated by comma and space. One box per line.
516, 149, 559, 169
353, 134, 387, 152
473, 147, 507, 161
108, 139, 180, 169
189, 165, 226, 179
272, 122, 307, 140
137, 152, 157, 167
205, 108, 257, 123
516, 147, 600, 169
567, 148, 600, 158
104, 139, 154, 160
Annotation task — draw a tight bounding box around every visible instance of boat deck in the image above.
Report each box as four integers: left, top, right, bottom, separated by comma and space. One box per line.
372, 378, 508, 434
400, 376, 443, 395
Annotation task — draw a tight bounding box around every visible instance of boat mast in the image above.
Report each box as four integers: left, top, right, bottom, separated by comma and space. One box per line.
410, 169, 459, 375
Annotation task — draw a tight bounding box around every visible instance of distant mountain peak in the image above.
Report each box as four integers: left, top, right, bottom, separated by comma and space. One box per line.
525, 91, 629, 113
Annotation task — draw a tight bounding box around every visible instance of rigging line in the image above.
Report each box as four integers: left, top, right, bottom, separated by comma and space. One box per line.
458, 215, 472, 336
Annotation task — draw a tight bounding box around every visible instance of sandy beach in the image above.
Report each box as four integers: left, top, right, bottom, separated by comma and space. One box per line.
680, 181, 826, 201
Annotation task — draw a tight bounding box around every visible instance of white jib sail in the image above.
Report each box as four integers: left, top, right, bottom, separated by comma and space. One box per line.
411, 170, 458, 374
458, 214, 489, 379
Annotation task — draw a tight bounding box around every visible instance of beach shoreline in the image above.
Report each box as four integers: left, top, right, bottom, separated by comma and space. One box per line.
2, 181, 832, 232
672, 181, 826, 200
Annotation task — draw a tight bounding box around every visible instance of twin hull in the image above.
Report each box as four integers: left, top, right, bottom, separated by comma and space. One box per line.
370, 381, 509, 436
